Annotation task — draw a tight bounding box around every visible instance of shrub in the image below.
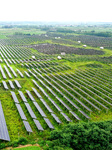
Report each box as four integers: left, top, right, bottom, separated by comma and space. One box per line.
38, 140, 46, 147
18, 137, 28, 145
46, 121, 112, 150
11, 140, 19, 147
7, 137, 28, 148
0, 143, 6, 149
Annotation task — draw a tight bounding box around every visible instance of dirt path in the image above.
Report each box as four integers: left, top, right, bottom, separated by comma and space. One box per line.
4, 144, 40, 150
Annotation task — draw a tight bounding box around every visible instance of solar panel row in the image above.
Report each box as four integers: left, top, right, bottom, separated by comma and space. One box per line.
2, 81, 8, 90
0, 101, 10, 141
16, 69, 24, 78
2, 80, 22, 90
0, 65, 7, 79
44, 74, 91, 119
32, 73, 87, 121
18, 91, 44, 131
11, 91, 32, 133
14, 80, 22, 88
9, 67, 17, 78
24, 71, 30, 78
9, 80, 15, 89
32, 79, 71, 122
4, 65, 12, 79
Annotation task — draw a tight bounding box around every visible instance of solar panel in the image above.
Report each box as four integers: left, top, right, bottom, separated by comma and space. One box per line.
41, 90, 48, 97
0, 65, 7, 79
33, 119, 44, 131
9, 80, 15, 89
18, 91, 27, 102
15, 104, 27, 120
56, 97, 71, 111
4, 65, 12, 79
11, 59, 16, 64
26, 90, 35, 101
49, 90, 57, 96
70, 111, 81, 121
51, 113, 62, 124
8, 59, 12, 64
63, 96, 79, 109
24, 102, 37, 119
0, 101, 10, 141
24, 71, 30, 78
32, 88, 42, 99
79, 110, 91, 119
19, 59, 23, 63
40, 98, 53, 113
32, 79, 40, 88
33, 63, 37, 67
16, 59, 20, 64
33, 102, 47, 117
29, 70, 38, 80
44, 118, 55, 129
61, 112, 72, 122
11, 91, 19, 103
2, 81, 8, 90
36, 68, 42, 73
29, 63, 33, 67
25, 63, 29, 68
16, 69, 24, 78
14, 80, 22, 88
38, 79, 46, 86
48, 98, 62, 112
9, 67, 17, 77
23, 120, 33, 133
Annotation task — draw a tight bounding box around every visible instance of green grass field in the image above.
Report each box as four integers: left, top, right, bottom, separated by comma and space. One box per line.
13, 146, 41, 150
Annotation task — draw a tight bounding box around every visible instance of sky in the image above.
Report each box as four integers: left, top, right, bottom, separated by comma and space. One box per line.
0, 0, 112, 22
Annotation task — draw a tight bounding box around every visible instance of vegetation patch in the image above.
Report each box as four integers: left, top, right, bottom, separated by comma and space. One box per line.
43, 121, 112, 150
